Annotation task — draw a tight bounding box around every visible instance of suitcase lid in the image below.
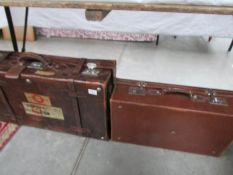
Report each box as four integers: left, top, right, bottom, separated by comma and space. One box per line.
0, 52, 85, 80
112, 79, 233, 117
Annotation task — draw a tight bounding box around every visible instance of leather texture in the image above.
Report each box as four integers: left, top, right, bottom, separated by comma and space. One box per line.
0, 52, 16, 123
0, 52, 115, 139
111, 79, 233, 156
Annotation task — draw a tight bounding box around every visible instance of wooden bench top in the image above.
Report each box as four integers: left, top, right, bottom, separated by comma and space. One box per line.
0, 0, 233, 15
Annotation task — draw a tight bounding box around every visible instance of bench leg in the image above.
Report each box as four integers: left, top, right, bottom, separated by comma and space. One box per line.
156, 35, 159, 46
4, 7, 18, 52
208, 36, 212, 42
22, 7, 29, 52
228, 39, 233, 52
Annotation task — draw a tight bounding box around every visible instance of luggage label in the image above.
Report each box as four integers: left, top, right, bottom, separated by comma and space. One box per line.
24, 93, 52, 106
22, 93, 64, 120
22, 102, 64, 120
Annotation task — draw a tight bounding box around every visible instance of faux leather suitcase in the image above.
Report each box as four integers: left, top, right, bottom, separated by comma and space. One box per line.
0, 52, 115, 140
111, 79, 233, 156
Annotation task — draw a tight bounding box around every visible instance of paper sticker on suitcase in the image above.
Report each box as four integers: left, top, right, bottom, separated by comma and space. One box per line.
22, 102, 64, 120
25, 93, 52, 106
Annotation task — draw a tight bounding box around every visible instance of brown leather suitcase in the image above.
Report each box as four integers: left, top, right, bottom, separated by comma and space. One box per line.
0, 52, 17, 123
0, 52, 115, 140
0, 86, 16, 123
111, 79, 233, 156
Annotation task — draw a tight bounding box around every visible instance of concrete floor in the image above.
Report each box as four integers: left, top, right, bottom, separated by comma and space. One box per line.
0, 36, 233, 175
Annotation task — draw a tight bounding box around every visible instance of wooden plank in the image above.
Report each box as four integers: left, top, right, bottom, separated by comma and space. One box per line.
0, 1, 233, 15
2, 26, 36, 42
85, 9, 111, 21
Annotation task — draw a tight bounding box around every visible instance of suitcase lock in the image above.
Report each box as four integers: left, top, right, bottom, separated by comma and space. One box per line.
82, 63, 100, 76
187, 90, 227, 106
207, 90, 227, 106
26, 61, 44, 70
129, 82, 146, 96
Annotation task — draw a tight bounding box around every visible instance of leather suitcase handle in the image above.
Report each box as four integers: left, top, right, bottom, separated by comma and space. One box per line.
17, 52, 51, 67
5, 52, 51, 79
163, 88, 193, 99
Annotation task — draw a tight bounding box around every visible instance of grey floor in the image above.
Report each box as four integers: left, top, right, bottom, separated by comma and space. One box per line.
0, 127, 233, 175
0, 36, 233, 175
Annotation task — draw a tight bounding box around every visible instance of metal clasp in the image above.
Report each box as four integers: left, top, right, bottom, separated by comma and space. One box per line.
26, 61, 44, 70
207, 90, 228, 106
129, 82, 147, 96
137, 82, 147, 88
129, 82, 162, 96
82, 62, 100, 76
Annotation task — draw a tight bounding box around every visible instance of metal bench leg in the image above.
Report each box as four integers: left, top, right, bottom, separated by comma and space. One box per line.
156, 35, 159, 46
4, 7, 18, 52
22, 7, 29, 52
208, 36, 212, 42
228, 39, 233, 52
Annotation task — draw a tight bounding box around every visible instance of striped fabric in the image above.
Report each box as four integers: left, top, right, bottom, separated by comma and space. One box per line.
0, 122, 19, 150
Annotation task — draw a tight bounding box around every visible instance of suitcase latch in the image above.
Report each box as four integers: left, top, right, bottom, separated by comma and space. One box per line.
129, 82, 147, 96
207, 90, 228, 106
129, 82, 162, 96
82, 63, 100, 76
26, 61, 44, 70
192, 90, 228, 106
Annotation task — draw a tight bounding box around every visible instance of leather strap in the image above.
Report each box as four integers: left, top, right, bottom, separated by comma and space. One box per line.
5, 64, 26, 79
67, 81, 83, 129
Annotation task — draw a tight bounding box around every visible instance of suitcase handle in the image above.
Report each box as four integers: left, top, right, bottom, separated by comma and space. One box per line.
5, 52, 51, 79
17, 52, 51, 67
163, 88, 193, 99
